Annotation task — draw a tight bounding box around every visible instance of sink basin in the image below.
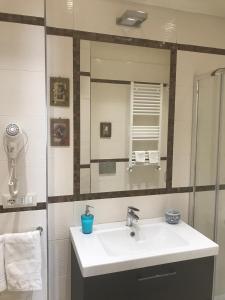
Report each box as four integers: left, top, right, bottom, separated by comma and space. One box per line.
70, 218, 218, 277
97, 223, 188, 257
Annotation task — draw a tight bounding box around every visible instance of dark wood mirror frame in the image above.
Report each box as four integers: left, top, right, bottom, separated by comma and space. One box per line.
73, 31, 183, 201
45, 26, 225, 203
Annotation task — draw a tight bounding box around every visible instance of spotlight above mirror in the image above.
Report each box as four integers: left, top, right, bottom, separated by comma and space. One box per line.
116, 10, 148, 27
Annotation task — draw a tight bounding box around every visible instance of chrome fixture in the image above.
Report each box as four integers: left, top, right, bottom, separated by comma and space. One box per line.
211, 68, 225, 76
126, 206, 140, 227
36, 226, 43, 236
116, 10, 147, 27
3, 123, 28, 200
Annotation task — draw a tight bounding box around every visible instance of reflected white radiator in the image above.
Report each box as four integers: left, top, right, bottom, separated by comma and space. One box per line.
128, 82, 163, 170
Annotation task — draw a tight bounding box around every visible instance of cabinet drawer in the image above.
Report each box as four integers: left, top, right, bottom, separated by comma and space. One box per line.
72, 245, 214, 300
136, 266, 178, 300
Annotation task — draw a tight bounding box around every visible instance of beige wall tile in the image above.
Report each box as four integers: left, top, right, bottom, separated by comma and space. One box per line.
0, 0, 44, 17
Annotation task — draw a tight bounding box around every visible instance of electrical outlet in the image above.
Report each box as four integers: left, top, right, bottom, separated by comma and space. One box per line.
2, 194, 37, 208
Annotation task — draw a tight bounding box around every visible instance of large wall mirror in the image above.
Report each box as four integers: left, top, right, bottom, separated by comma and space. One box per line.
80, 40, 171, 194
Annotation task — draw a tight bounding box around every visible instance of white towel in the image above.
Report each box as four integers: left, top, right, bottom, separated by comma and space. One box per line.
0, 236, 6, 293
134, 151, 146, 163
148, 150, 160, 164
4, 230, 42, 291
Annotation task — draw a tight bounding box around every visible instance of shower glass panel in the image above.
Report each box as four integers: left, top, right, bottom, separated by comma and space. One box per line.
192, 72, 225, 300
195, 75, 220, 187
192, 75, 220, 238
193, 191, 216, 240
214, 73, 225, 300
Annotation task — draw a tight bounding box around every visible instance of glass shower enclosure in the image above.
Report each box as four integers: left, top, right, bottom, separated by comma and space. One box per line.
190, 68, 225, 300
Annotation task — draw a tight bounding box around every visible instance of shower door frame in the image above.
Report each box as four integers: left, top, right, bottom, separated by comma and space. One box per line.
190, 70, 225, 300
189, 72, 223, 231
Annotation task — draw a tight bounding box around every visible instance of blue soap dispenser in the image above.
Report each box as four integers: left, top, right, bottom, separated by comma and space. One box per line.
81, 205, 94, 234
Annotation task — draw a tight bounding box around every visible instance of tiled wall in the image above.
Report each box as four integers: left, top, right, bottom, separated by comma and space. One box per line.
0, 2, 47, 300
47, 35, 74, 197
0, 0, 44, 17
0, 21, 46, 204
4, 1, 225, 299
46, 1, 225, 300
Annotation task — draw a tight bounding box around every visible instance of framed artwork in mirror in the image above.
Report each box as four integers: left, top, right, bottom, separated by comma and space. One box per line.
50, 77, 69, 106
50, 118, 70, 146
100, 122, 111, 138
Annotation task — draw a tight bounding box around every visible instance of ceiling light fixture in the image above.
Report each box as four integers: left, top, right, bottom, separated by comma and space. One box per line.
116, 10, 148, 27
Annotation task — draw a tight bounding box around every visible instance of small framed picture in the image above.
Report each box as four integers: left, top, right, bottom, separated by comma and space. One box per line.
50, 118, 70, 146
50, 77, 70, 107
100, 122, 111, 138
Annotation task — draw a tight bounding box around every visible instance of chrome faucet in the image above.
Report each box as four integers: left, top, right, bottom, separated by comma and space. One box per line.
126, 206, 140, 227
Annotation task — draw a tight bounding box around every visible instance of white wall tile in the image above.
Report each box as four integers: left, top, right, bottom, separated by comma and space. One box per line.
0, 20, 46, 205
48, 202, 75, 240
49, 239, 71, 278
48, 238, 71, 300
0, 23, 45, 72
47, 35, 73, 76
46, 0, 74, 29
48, 153, 73, 196
91, 83, 130, 159
0, 70, 45, 119
80, 76, 90, 99
193, 191, 215, 240
176, 12, 225, 49
90, 161, 166, 193
80, 76, 91, 165
0, 209, 46, 234
80, 40, 90, 73
47, 35, 74, 197
48, 194, 189, 243
74, 0, 225, 49
49, 274, 71, 300
0, 0, 44, 17
73, 193, 189, 226
80, 168, 90, 194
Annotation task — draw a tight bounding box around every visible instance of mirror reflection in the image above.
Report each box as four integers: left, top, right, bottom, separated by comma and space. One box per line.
80, 42, 170, 193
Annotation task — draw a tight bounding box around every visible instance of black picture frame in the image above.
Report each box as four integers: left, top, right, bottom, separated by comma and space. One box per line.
50, 77, 70, 107
100, 122, 112, 138
50, 118, 70, 146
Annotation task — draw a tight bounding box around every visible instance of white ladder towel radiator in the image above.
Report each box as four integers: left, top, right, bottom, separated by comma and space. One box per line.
128, 81, 163, 170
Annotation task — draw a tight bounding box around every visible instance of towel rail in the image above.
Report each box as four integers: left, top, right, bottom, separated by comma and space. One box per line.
129, 82, 163, 170
36, 226, 43, 235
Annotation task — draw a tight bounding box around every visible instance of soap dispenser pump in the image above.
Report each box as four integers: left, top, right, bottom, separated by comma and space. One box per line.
81, 205, 94, 234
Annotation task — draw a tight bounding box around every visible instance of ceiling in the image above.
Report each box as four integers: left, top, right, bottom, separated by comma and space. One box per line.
122, 0, 225, 18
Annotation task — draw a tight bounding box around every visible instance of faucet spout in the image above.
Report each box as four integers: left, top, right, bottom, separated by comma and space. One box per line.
126, 206, 140, 227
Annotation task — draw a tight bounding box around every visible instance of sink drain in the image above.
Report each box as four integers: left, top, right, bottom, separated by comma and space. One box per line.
130, 231, 135, 237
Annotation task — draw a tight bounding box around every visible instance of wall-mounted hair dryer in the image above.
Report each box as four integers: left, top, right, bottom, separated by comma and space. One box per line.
3, 124, 28, 199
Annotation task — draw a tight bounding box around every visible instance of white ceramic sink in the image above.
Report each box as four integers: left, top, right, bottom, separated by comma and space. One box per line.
70, 218, 219, 277
97, 223, 188, 257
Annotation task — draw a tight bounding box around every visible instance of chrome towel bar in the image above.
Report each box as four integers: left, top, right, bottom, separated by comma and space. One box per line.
36, 226, 43, 235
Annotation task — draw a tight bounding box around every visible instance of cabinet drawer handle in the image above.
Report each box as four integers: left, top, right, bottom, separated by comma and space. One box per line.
138, 272, 177, 282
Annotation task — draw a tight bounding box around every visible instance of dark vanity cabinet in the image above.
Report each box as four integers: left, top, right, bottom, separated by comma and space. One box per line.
71, 246, 214, 300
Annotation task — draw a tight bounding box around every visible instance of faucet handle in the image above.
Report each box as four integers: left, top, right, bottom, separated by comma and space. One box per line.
128, 206, 140, 212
